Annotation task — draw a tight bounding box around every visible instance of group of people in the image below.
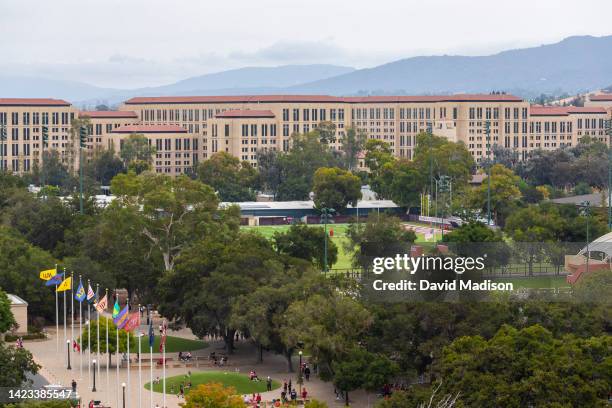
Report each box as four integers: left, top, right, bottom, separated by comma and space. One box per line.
279, 379, 308, 403
243, 393, 263, 406
178, 351, 192, 361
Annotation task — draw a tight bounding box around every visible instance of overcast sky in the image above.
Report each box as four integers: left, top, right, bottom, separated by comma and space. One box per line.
1, 0, 611, 89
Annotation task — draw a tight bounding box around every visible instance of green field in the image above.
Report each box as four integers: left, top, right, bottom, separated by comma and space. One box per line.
144, 371, 279, 394
242, 223, 429, 270
139, 335, 208, 353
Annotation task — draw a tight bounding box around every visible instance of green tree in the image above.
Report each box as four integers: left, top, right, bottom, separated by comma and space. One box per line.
312, 167, 361, 211
31, 150, 76, 193
346, 214, 417, 270
0, 341, 40, 387
333, 348, 398, 406
471, 164, 521, 226
78, 316, 136, 367
0, 288, 17, 333
85, 149, 126, 186
273, 223, 338, 269
370, 160, 423, 207
413, 132, 474, 188
363, 139, 394, 175
340, 127, 367, 171
119, 134, 156, 174
433, 325, 612, 407
442, 222, 511, 269
158, 232, 277, 353
0, 226, 57, 321
197, 152, 258, 202
280, 292, 373, 381
275, 133, 340, 201
256, 150, 282, 198
315, 121, 337, 144
111, 172, 228, 272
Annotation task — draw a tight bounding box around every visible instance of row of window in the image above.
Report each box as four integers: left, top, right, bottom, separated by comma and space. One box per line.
0, 112, 75, 126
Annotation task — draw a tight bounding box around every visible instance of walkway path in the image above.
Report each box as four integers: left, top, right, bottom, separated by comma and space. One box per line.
26, 322, 377, 408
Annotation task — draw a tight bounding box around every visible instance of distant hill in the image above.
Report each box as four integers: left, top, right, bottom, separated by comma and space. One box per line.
289, 35, 612, 98
3, 36, 612, 104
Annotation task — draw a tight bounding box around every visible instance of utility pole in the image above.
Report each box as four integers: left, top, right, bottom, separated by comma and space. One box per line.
484, 120, 492, 226
427, 124, 434, 237
79, 126, 87, 214
580, 201, 591, 275
606, 119, 612, 231
0, 123, 6, 173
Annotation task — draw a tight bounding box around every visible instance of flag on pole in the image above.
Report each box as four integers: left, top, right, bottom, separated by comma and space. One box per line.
56, 276, 72, 292
148, 322, 155, 348
73, 339, 81, 352
123, 312, 141, 332
75, 281, 86, 302
113, 305, 129, 329
45, 272, 64, 286
39, 268, 57, 280
159, 321, 167, 352
86, 284, 96, 303
112, 298, 120, 318
95, 294, 108, 313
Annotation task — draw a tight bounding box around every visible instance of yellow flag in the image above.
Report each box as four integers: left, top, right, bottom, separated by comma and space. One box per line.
56, 277, 72, 292
39, 268, 56, 280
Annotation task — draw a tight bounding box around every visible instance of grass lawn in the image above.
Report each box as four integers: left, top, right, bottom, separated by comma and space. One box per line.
242, 223, 427, 270
144, 371, 279, 395
492, 275, 569, 289
139, 335, 208, 353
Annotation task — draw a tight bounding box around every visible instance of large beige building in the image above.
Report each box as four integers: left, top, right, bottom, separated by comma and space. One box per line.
1, 94, 610, 176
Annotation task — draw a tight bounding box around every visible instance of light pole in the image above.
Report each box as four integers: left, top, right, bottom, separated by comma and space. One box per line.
67, 339, 72, 370
427, 124, 434, 234
320, 208, 335, 272
606, 119, 612, 231
484, 120, 492, 226
298, 350, 303, 393
41, 126, 48, 197
580, 201, 591, 276
92, 359, 97, 392
122, 382, 126, 408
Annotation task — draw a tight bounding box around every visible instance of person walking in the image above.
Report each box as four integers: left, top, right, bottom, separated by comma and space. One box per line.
71, 379, 77, 393
304, 365, 311, 381
266, 376, 272, 391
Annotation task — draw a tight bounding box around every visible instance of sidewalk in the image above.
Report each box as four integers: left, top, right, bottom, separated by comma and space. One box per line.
26, 325, 375, 408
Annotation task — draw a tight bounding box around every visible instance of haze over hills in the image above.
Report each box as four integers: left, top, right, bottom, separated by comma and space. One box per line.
1, 36, 611, 106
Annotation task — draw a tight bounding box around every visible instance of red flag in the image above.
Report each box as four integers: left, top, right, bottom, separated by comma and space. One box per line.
122, 312, 141, 332
73, 340, 80, 352
159, 321, 167, 352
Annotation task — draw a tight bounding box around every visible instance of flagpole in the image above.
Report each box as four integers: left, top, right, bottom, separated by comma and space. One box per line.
63, 268, 67, 367
162, 320, 166, 408
127, 297, 130, 408
96, 283, 100, 383
70, 271, 74, 367
87, 279, 91, 387
116, 291, 120, 408
79, 275, 82, 381
55, 263, 59, 354
105, 288, 110, 408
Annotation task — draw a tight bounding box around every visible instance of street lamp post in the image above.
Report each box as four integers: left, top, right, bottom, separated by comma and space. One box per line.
78, 126, 87, 215
92, 359, 97, 392
298, 350, 303, 393
122, 382, 126, 408
427, 125, 434, 236
67, 339, 72, 370
484, 120, 492, 226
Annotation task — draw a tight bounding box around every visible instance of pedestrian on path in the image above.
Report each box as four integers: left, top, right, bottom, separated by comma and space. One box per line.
266, 376, 272, 391
71, 379, 77, 393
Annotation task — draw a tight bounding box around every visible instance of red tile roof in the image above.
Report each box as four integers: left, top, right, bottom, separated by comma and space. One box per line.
124, 93, 524, 105
79, 111, 138, 119
0, 98, 71, 106
111, 125, 187, 133
215, 109, 275, 118
530, 106, 607, 116
589, 94, 612, 101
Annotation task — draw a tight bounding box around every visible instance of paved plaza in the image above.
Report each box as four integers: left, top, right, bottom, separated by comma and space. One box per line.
25, 322, 375, 408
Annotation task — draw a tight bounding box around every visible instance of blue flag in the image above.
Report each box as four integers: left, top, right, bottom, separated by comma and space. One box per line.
75, 281, 86, 302
148, 322, 155, 348
45, 273, 64, 286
